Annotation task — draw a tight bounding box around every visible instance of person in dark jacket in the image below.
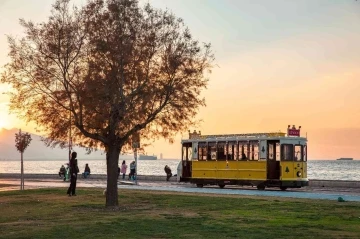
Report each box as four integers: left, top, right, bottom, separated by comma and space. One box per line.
129, 161, 136, 180
59, 165, 66, 178
164, 165, 172, 181
67, 152, 79, 196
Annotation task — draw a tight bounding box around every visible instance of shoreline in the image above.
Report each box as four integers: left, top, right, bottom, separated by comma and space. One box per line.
1, 173, 360, 188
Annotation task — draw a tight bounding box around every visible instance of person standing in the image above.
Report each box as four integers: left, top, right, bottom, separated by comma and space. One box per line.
83, 163, 91, 178
67, 152, 79, 196
129, 161, 136, 180
120, 160, 128, 180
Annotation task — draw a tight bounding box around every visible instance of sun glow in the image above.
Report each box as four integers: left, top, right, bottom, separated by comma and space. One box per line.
0, 112, 11, 130
0, 120, 8, 129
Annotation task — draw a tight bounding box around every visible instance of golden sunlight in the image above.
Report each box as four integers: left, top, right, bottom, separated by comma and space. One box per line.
0, 112, 10, 130
0, 120, 7, 129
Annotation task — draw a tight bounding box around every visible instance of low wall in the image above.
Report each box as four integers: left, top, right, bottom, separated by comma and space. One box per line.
309, 179, 360, 188
0, 173, 359, 188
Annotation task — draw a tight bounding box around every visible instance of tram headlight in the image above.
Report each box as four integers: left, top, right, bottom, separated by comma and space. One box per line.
297, 171, 302, 177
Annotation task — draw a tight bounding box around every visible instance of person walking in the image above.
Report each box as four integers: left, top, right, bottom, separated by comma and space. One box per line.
120, 160, 127, 180
67, 152, 79, 196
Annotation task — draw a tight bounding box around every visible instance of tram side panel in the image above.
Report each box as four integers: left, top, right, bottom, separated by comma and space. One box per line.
280, 161, 295, 181
236, 161, 266, 181
192, 161, 217, 179
280, 161, 308, 187
189, 160, 308, 188
191, 160, 267, 185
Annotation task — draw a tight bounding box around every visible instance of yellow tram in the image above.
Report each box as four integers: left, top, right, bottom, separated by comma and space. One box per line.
178, 125, 308, 190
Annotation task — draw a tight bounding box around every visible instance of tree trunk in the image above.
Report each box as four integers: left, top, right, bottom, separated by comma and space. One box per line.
105, 144, 121, 207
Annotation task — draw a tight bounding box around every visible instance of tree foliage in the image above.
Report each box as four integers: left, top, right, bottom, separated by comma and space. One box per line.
15, 132, 32, 153
1, 0, 214, 207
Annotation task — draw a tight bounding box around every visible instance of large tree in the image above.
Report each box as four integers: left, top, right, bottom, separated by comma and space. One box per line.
1, 0, 213, 207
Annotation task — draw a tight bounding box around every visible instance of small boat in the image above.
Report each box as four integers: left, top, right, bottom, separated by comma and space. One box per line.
336, 158, 353, 161
138, 154, 157, 160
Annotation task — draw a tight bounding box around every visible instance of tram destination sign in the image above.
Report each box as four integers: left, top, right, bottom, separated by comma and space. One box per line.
287, 129, 300, 137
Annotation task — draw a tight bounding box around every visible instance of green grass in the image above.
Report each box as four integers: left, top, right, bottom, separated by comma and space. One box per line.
0, 188, 359, 239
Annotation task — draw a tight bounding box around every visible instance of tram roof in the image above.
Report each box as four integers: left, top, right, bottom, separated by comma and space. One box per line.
182, 137, 308, 143
181, 136, 307, 143
182, 129, 307, 143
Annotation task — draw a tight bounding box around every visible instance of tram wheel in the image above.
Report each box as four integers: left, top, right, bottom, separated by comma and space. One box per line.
196, 184, 203, 188
219, 184, 225, 189
257, 183, 266, 190
280, 186, 288, 191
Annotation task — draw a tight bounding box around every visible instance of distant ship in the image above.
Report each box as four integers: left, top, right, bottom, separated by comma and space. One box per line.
138, 154, 157, 160
336, 158, 353, 161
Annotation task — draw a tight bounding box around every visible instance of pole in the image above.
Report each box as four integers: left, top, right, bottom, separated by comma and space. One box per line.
19, 129, 24, 190
69, 111, 71, 163
21, 151, 24, 190
134, 147, 138, 185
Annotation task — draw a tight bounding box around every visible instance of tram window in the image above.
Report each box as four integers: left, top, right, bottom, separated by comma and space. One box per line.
267, 141, 280, 161
255, 144, 259, 160
236, 142, 239, 160
228, 141, 236, 160
276, 143, 280, 161
239, 142, 249, 160
268, 144, 274, 160
281, 144, 293, 161
182, 143, 192, 161
294, 145, 302, 161
188, 146, 193, 161
250, 141, 259, 160
208, 142, 217, 160
182, 146, 186, 161
217, 142, 226, 160
226, 143, 230, 159
250, 144, 254, 160
198, 143, 207, 161
241, 144, 250, 159
303, 145, 307, 161
238, 142, 243, 159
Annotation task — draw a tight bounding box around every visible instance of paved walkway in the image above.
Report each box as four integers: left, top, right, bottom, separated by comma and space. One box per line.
118, 183, 360, 202
1, 177, 360, 202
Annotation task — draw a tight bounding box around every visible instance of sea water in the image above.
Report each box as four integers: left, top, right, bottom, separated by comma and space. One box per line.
0, 159, 359, 181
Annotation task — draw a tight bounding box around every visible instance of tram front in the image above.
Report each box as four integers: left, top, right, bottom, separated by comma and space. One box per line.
279, 125, 308, 190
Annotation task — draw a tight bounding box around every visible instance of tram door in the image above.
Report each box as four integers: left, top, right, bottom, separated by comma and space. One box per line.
181, 142, 192, 178
267, 140, 280, 179
294, 144, 305, 179
280, 144, 295, 180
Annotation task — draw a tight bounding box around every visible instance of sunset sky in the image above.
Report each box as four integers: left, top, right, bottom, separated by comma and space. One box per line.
1, 0, 360, 160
